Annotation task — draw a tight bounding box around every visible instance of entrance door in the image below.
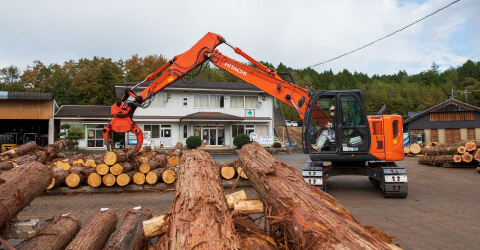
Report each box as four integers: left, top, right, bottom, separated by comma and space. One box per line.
202, 128, 217, 146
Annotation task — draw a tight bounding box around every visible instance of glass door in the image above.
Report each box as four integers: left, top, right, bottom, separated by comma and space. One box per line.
202, 127, 217, 146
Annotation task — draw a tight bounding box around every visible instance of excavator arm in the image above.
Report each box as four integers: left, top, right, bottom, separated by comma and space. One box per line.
103, 32, 320, 154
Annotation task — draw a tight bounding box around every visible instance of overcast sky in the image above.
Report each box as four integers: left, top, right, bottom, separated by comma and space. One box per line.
1, 0, 478, 76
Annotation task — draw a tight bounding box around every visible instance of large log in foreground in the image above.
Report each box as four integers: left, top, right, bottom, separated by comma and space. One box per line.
17, 213, 81, 250
156, 149, 239, 249
66, 208, 117, 250
238, 142, 399, 249
0, 161, 52, 229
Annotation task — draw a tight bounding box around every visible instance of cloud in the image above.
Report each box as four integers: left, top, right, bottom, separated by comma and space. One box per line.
0, 0, 478, 76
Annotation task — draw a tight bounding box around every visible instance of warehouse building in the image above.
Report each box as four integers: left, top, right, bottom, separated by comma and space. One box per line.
0, 91, 59, 149
404, 98, 480, 145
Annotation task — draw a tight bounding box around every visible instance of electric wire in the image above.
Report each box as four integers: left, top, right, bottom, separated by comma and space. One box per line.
306, 0, 461, 68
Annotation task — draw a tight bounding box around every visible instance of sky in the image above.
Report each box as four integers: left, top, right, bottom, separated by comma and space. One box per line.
1, 0, 478, 76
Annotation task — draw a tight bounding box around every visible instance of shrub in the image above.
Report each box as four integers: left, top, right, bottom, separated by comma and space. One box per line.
186, 136, 202, 149
273, 142, 282, 148
233, 134, 251, 149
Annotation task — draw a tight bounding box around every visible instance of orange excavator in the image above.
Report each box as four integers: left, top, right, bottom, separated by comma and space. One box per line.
103, 32, 408, 198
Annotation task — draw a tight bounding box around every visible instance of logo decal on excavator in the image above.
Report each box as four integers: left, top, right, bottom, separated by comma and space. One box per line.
225, 62, 247, 76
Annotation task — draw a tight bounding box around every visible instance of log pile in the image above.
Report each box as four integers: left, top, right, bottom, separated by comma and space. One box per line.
2, 142, 402, 249
417, 140, 480, 168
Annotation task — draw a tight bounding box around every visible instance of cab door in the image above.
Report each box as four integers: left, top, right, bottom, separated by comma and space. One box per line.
337, 94, 370, 153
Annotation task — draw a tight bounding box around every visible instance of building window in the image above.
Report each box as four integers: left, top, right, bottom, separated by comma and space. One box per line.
232, 124, 255, 137
183, 124, 188, 139
86, 125, 104, 148
194, 94, 224, 108
144, 125, 160, 138
183, 97, 188, 106
150, 93, 167, 107
231, 96, 258, 109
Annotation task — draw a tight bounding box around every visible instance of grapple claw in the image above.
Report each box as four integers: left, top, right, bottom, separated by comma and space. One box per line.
103, 116, 144, 156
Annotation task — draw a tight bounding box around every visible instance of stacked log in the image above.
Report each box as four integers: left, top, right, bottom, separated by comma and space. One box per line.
0, 141, 37, 161
105, 207, 152, 249
418, 140, 480, 168
0, 140, 67, 171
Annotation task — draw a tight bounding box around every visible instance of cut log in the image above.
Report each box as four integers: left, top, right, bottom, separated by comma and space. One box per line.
422, 146, 459, 156
238, 142, 398, 249
457, 146, 467, 154
143, 215, 167, 239
462, 152, 473, 163
47, 167, 68, 189
65, 166, 96, 188
443, 162, 477, 168
0, 151, 47, 170
138, 146, 152, 154
474, 149, 480, 162
117, 172, 136, 187
233, 215, 278, 250
162, 169, 175, 184
409, 143, 422, 154
41, 139, 68, 159
103, 174, 116, 187
0, 141, 37, 161
17, 213, 81, 250
0, 161, 52, 228
109, 162, 135, 175
145, 171, 158, 185
453, 154, 463, 163
104, 150, 127, 166
104, 207, 152, 250
225, 190, 247, 209
84, 154, 104, 168
418, 155, 435, 165
55, 154, 85, 171
87, 173, 103, 187
403, 145, 410, 154
139, 154, 166, 173
156, 149, 239, 249
139, 151, 160, 163
219, 162, 236, 180
96, 163, 110, 175
133, 172, 146, 185
167, 142, 183, 158
233, 200, 264, 214
66, 209, 117, 250
465, 141, 477, 152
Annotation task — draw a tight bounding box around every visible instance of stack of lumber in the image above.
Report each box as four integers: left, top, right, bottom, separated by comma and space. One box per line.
2, 142, 400, 249
418, 140, 480, 168
47, 144, 183, 189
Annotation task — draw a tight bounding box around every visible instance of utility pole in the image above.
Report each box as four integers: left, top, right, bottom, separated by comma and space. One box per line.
461, 87, 471, 104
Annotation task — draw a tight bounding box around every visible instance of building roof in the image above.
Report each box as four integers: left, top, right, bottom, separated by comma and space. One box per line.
115, 80, 262, 98
55, 105, 112, 118
404, 98, 480, 124
0, 91, 54, 100
180, 112, 243, 121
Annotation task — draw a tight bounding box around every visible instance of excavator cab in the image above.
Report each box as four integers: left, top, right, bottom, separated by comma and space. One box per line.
303, 90, 372, 160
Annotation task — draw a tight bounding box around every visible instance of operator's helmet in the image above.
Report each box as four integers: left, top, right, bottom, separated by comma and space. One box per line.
329, 106, 335, 111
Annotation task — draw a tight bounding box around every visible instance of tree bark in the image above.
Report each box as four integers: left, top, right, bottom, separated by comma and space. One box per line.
422, 146, 459, 156
0, 151, 47, 170
238, 142, 399, 249
16, 213, 81, 250
155, 149, 239, 249
0, 141, 37, 161
41, 139, 68, 159
233, 215, 278, 250
66, 209, 117, 250
84, 154, 104, 168
105, 207, 152, 250
0, 161, 52, 229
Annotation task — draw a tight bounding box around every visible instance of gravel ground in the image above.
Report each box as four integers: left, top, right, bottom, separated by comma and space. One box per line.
10, 154, 480, 249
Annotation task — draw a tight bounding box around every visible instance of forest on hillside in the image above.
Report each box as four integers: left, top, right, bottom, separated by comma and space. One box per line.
1, 54, 479, 121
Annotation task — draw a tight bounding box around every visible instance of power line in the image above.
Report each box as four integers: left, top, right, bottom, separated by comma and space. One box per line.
306, 0, 461, 68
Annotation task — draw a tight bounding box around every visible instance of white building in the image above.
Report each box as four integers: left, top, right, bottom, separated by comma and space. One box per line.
55, 81, 276, 150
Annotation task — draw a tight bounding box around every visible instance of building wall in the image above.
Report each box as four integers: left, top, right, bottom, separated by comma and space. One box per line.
407, 112, 480, 130
0, 100, 54, 120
